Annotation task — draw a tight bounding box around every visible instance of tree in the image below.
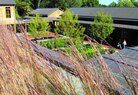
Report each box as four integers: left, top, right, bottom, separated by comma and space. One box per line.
15, 0, 32, 17
38, 0, 50, 8
88, 0, 99, 7
91, 11, 114, 43
130, 0, 138, 6
82, 0, 99, 7
117, 0, 124, 7
55, 9, 85, 43
39, 0, 99, 9
28, 15, 50, 40
16, 2, 32, 17
117, 0, 135, 7
47, 0, 82, 10
99, 4, 107, 7
109, 2, 117, 7
123, 0, 135, 7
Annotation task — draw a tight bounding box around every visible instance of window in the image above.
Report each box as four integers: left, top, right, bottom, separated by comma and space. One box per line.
5, 7, 11, 18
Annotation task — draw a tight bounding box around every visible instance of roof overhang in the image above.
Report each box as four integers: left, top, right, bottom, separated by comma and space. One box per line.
0, 0, 16, 5
77, 15, 138, 22
29, 14, 48, 17
0, 4, 15, 6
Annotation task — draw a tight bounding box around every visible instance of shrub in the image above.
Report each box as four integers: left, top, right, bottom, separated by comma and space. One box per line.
91, 11, 114, 43
28, 14, 49, 40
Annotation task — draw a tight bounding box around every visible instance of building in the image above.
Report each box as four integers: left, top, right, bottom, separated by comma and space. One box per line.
24, 8, 64, 31
70, 8, 138, 46
26, 8, 63, 18
32, 40, 138, 94
70, 7, 138, 22
0, 0, 16, 25
24, 7, 138, 46
86, 46, 138, 93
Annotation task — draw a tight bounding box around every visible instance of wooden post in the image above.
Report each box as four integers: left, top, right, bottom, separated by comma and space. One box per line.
14, 22, 16, 33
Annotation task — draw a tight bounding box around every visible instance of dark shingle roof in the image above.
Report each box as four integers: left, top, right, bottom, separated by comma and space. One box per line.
86, 47, 138, 74
70, 7, 138, 20
88, 46, 138, 71
0, 0, 16, 5
77, 20, 138, 30
30, 8, 59, 16
86, 46, 138, 91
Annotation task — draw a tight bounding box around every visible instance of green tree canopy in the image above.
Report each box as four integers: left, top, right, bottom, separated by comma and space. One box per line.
130, 0, 138, 6
28, 15, 50, 39
108, 0, 137, 7
15, 0, 101, 17
41, 0, 83, 10
117, 0, 135, 7
15, 0, 32, 18
39, 0, 99, 9
91, 11, 114, 42
82, 0, 99, 7
109, 2, 117, 7
55, 9, 85, 42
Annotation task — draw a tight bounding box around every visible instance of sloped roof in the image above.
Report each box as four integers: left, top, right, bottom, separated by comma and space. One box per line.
109, 46, 138, 63
86, 46, 138, 73
29, 8, 60, 17
70, 7, 138, 20
86, 46, 138, 90
30, 37, 138, 92
77, 20, 138, 30
0, 0, 16, 5
119, 47, 138, 59
103, 47, 138, 70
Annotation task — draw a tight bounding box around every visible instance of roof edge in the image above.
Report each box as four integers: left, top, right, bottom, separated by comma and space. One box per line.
0, 4, 15, 6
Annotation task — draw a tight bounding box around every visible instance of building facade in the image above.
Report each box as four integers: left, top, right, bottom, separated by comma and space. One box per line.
70, 8, 138, 47
0, 0, 16, 24
28, 8, 63, 18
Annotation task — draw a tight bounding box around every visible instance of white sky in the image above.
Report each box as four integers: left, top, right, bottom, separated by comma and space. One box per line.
99, 0, 118, 5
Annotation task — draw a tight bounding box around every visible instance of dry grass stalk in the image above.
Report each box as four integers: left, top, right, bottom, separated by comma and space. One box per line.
0, 25, 137, 95
0, 25, 77, 95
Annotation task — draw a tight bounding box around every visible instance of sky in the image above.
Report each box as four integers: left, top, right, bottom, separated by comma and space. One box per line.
99, 0, 118, 5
